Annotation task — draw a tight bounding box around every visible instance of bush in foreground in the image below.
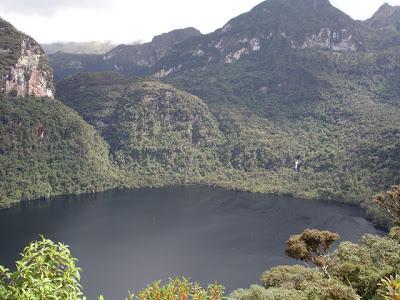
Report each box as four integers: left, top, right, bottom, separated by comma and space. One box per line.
0, 237, 84, 300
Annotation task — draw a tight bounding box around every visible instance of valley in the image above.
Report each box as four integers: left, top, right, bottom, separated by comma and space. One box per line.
1, 0, 400, 299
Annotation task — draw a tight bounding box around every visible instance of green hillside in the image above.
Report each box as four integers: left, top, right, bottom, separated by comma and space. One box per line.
0, 94, 119, 207
4, 0, 400, 225
56, 72, 231, 187
0, 17, 119, 207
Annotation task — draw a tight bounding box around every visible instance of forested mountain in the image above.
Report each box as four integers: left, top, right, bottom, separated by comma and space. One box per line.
3, 0, 400, 225
43, 0, 400, 223
2, 1, 400, 299
0, 17, 118, 207
56, 72, 228, 187
155, 0, 400, 208
48, 27, 201, 81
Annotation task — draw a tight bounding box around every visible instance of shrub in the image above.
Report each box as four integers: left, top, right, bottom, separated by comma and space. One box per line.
134, 277, 224, 300
0, 237, 85, 300
378, 274, 400, 300
260, 265, 359, 300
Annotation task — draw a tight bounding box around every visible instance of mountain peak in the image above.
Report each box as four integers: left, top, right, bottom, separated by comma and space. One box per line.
253, 0, 332, 11
211, 0, 358, 52
220, 0, 354, 34
151, 27, 201, 47
101, 27, 202, 72
366, 2, 400, 30
372, 2, 400, 18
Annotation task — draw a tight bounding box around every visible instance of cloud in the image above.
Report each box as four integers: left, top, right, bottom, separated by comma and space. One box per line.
2, 0, 400, 44
0, 0, 112, 15
331, 0, 400, 20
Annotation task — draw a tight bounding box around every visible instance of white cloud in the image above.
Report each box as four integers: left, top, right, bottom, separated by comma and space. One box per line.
0, 0, 111, 15
0, 0, 400, 44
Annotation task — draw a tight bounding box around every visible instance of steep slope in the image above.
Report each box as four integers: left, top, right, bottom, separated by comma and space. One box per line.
48, 28, 201, 81
148, 0, 400, 214
0, 18, 119, 207
153, 0, 365, 77
47, 52, 112, 81
104, 27, 201, 69
0, 95, 119, 207
14, 0, 400, 224
366, 3, 400, 31
0, 17, 54, 98
56, 72, 226, 185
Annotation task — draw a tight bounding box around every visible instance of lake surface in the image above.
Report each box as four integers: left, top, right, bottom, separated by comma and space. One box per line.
0, 186, 384, 299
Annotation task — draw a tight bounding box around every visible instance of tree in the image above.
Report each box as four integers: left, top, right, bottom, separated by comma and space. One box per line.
329, 234, 400, 299
135, 277, 224, 300
374, 185, 400, 225
285, 229, 340, 279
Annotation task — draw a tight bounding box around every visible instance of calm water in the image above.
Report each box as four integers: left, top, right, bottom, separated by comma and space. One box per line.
0, 186, 384, 299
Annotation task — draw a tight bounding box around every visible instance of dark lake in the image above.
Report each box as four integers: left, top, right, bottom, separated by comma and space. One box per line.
0, 186, 385, 299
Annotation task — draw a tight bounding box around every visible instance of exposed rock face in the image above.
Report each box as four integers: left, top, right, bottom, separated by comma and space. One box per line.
5, 38, 54, 98
151, 0, 363, 76
301, 28, 357, 51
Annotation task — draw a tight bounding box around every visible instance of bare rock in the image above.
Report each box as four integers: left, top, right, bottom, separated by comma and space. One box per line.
5, 38, 54, 98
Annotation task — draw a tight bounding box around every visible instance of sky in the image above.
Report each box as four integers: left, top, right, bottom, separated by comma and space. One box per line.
0, 0, 400, 44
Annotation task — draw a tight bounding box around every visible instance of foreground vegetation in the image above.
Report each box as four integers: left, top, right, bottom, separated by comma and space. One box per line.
1, 188, 400, 300
1, 229, 398, 299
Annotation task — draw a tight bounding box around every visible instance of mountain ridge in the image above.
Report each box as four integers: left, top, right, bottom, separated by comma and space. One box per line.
49, 0, 385, 81
3, 1, 400, 226
48, 27, 202, 80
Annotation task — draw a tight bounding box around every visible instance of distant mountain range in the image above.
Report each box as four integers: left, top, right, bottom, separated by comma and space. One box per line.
48, 28, 201, 80
42, 41, 118, 55
2, 0, 400, 226
48, 0, 400, 80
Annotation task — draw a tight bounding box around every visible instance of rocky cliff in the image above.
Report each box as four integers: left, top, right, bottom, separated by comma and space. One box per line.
0, 17, 54, 98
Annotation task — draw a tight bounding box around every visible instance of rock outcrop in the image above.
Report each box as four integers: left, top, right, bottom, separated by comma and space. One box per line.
5, 37, 54, 98
151, 0, 363, 76
0, 17, 54, 99
301, 28, 357, 51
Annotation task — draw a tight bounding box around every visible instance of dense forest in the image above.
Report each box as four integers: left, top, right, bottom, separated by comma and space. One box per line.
0, 94, 119, 207
2, 0, 400, 223
45, 0, 400, 228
